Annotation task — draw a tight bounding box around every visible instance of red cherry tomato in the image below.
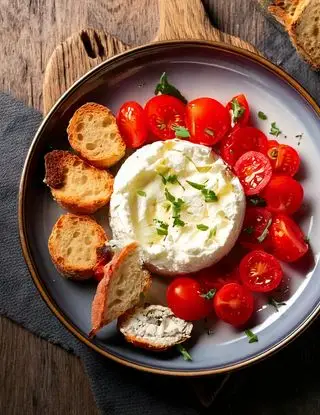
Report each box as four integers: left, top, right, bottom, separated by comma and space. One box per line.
185, 97, 230, 146
195, 264, 240, 291
267, 140, 300, 176
213, 283, 254, 326
234, 151, 272, 195
167, 277, 212, 321
220, 127, 268, 167
262, 175, 303, 215
239, 207, 273, 250
239, 250, 283, 293
117, 101, 148, 148
144, 94, 186, 141
269, 214, 308, 262
226, 94, 250, 130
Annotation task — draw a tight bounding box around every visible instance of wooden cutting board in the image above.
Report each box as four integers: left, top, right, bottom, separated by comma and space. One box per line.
43, 0, 260, 114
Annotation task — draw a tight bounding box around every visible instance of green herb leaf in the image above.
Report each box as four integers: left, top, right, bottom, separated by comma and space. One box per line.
257, 218, 272, 243
248, 196, 266, 207
197, 224, 209, 231
231, 98, 245, 123
268, 297, 286, 312
156, 227, 168, 236
153, 219, 169, 229
204, 127, 215, 136
173, 217, 185, 227
208, 227, 217, 239
202, 189, 218, 203
137, 190, 146, 197
258, 111, 268, 120
186, 180, 206, 190
200, 288, 216, 300
270, 122, 281, 137
172, 125, 190, 138
164, 188, 176, 203
243, 226, 254, 235
154, 72, 187, 104
176, 344, 192, 361
245, 329, 258, 343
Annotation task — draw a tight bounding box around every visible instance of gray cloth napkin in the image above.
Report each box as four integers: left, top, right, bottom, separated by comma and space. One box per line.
1, 10, 320, 414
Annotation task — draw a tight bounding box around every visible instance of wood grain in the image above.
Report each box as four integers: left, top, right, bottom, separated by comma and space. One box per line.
0, 1, 267, 413
43, 0, 260, 113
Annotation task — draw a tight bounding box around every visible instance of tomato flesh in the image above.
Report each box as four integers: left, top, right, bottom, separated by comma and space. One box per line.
239, 250, 283, 292
213, 283, 254, 326
144, 94, 186, 140
226, 94, 250, 130
269, 214, 308, 262
267, 140, 300, 176
239, 207, 272, 250
186, 97, 230, 146
117, 101, 148, 148
220, 127, 268, 167
262, 175, 303, 215
167, 277, 212, 321
234, 151, 272, 195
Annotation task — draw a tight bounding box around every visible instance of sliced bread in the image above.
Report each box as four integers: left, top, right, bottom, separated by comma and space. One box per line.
118, 304, 193, 352
268, 0, 302, 26
289, 0, 320, 70
44, 150, 114, 214
48, 213, 107, 280
89, 242, 151, 337
67, 103, 126, 168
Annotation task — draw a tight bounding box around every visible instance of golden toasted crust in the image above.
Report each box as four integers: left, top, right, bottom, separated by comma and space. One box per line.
89, 242, 151, 338
67, 103, 126, 168
268, 0, 302, 26
44, 150, 114, 214
48, 214, 107, 280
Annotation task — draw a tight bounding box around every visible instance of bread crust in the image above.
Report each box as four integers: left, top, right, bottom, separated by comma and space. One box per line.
67, 103, 126, 168
89, 242, 151, 337
48, 214, 107, 280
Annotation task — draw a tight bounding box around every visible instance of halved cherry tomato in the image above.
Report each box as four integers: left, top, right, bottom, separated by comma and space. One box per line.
213, 283, 254, 326
226, 94, 250, 130
144, 94, 186, 140
267, 140, 300, 176
239, 250, 283, 293
220, 127, 268, 167
185, 97, 230, 146
269, 214, 308, 262
234, 151, 272, 195
117, 101, 148, 148
167, 277, 212, 321
262, 175, 303, 215
239, 207, 272, 250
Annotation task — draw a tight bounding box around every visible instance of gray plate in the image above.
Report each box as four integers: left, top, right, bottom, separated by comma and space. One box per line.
19, 41, 320, 376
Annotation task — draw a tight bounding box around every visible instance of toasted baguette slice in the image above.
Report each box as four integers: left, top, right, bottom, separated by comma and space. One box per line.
289, 0, 320, 70
44, 150, 113, 214
90, 242, 151, 337
67, 103, 126, 168
268, 0, 302, 26
118, 304, 193, 352
48, 214, 107, 280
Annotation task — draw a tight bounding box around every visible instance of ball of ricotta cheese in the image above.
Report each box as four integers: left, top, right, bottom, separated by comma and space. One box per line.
110, 139, 245, 275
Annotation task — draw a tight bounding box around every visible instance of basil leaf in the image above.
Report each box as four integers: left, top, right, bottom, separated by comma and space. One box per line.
248, 196, 266, 207
270, 122, 281, 137
186, 180, 206, 190
200, 288, 216, 300
173, 217, 185, 227
202, 189, 218, 202
258, 111, 267, 120
154, 72, 187, 104
208, 227, 217, 239
176, 344, 192, 361
137, 190, 146, 197
231, 98, 245, 123
197, 224, 209, 231
172, 125, 190, 138
245, 329, 258, 343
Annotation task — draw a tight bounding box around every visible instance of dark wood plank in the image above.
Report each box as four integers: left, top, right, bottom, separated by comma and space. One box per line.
0, 1, 265, 413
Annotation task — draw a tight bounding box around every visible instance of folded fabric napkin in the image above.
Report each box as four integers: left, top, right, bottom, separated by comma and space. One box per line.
1, 11, 320, 415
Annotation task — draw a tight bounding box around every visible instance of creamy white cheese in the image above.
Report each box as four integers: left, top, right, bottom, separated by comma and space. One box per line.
110, 139, 245, 275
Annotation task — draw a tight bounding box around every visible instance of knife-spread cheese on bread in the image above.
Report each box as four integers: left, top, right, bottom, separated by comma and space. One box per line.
44, 150, 113, 214
48, 214, 107, 280
67, 103, 126, 168
89, 242, 151, 337
118, 304, 193, 351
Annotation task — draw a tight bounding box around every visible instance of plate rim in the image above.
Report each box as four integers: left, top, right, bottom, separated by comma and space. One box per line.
19, 39, 320, 377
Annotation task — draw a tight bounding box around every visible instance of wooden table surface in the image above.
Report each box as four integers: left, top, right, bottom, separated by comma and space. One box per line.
0, 1, 267, 413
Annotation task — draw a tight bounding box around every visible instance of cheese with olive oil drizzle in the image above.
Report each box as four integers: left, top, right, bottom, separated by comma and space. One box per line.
110, 139, 245, 275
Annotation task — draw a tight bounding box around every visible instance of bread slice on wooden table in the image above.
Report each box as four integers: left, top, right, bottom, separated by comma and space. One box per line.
90, 242, 151, 337
268, 0, 302, 26
44, 150, 113, 214
118, 304, 193, 352
67, 103, 126, 168
48, 213, 107, 280
289, 0, 320, 70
